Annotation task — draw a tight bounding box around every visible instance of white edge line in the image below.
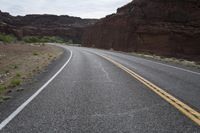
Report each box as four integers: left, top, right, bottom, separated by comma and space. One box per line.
101, 51, 200, 75
137, 57, 200, 75
83, 48, 200, 75
0, 50, 72, 130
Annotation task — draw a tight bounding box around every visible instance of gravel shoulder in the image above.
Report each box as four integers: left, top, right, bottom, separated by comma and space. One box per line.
0, 43, 64, 102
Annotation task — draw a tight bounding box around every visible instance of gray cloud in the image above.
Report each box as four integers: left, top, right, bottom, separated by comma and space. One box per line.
0, 0, 131, 18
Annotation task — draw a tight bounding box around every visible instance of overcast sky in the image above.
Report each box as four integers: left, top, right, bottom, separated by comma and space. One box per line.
0, 0, 132, 18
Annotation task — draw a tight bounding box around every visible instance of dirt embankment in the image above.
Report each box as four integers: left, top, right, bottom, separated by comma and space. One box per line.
0, 44, 64, 102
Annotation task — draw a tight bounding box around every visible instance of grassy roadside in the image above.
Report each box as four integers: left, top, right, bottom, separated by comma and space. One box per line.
0, 33, 73, 44
0, 43, 64, 103
129, 52, 200, 69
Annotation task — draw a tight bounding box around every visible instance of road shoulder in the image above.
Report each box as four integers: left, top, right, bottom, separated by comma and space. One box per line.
0, 45, 71, 122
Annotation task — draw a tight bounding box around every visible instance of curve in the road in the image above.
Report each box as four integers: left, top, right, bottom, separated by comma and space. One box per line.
0, 50, 73, 130
95, 54, 200, 126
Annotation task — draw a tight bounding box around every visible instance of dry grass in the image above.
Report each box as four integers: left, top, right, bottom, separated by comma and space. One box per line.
130, 52, 200, 69
0, 43, 64, 102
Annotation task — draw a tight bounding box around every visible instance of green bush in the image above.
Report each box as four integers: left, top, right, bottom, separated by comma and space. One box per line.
10, 79, 21, 87
12, 64, 18, 69
22, 36, 67, 43
66, 39, 73, 44
0, 85, 6, 94
0, 33, 16, 43
0, 33, 73, 44
22, 36, 40, 43
32, 52, 39, 56
16, 72, 21, 78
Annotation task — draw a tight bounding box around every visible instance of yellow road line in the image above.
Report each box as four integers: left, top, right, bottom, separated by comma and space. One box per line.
101, 55, 200, 126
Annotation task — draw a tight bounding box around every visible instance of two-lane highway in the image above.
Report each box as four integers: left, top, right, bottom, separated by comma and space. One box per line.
0, 45, 199, 132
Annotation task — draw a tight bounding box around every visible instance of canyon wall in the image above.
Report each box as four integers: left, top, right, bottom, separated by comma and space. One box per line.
0, 11, 97, 43
82, 0, 200, 60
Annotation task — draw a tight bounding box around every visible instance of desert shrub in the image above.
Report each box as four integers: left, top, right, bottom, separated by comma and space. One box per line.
15, 72, 21, 78
0, 85, 6, 94
22, 36, 67, 43
66, 39, 73, 44
11, 64, 18, 69
0, 33, 16, 43
10, 79, 21, 87
32, 52, 39, 56
22, 36, 40, 43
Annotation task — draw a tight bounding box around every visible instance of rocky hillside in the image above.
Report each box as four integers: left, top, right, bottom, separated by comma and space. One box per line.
82, 0, 200, 60
0, 10, 97, 43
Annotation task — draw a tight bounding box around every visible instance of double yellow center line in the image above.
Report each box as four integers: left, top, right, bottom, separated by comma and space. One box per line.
100, 55, 200, 126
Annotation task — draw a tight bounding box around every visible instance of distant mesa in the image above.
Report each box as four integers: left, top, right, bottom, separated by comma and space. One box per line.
0, 10, 98, 43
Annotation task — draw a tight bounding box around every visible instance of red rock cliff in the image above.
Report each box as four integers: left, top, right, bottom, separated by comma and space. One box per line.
82, 0, 200, 60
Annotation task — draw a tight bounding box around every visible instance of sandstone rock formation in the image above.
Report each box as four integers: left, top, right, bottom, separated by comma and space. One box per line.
82, 0, 200, 60
0, 11, 97, 43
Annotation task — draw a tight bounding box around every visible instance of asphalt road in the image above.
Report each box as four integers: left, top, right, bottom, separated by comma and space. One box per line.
0, 45, 200, 132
